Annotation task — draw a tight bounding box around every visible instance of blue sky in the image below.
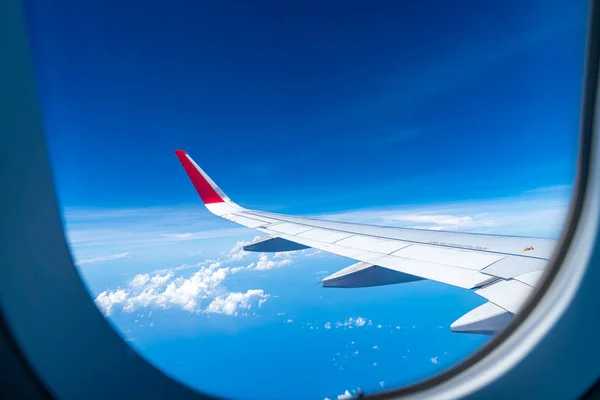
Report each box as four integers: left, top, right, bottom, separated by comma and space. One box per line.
24, 0, 588, 399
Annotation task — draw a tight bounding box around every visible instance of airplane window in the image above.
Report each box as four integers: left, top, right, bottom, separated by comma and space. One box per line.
22, 0, 590, 399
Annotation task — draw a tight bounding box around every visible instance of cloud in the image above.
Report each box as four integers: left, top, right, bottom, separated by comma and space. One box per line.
95, 289, 129, 315
379, 381, 384, 388
129, 271, 176, 294
333, 317, 372, 329
337, 390, 354, 400
255, 253, 293, 270
317, 185, 571, 238
372, 345, 378, 350
94, 240, 299, 316
228, 236, 261, 261
324, 390, 356, 400
66, 184, 569, 275
431, 357, 439, 365
95, 262, 231, 315
75, 252, 130, 265
324, 322, 331, 329
206, 290, 269, 316
159, 233, 195, 240
63, 205, 248, 256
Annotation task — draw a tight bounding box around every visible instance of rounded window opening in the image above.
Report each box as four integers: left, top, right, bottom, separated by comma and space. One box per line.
25, 1, 589, 398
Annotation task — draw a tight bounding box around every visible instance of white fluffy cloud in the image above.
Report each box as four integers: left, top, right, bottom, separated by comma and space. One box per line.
228, 236, 261, 261
255, 253, 293, 270
337, 390, 354, 400
324, 390, 355, 400
94, 240, 300, 316
431, 356, 439, 364
95, 262, 232, 315
206, 290, 269, 316
95, 289, 129, 315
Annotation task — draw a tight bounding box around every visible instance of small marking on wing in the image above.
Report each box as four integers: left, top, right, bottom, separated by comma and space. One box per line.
428, 241, 489, 251
522, 247, 535, 252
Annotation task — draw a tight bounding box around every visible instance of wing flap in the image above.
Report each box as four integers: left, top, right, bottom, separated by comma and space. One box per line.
475, 279, 533, 314
450, 302, 513, 334
514, 270, 544, 287
481, 256, 548, 279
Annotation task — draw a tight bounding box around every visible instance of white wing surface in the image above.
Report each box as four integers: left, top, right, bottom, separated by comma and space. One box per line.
175, 150, 555, 334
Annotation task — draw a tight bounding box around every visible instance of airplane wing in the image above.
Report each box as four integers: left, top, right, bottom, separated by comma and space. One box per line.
175, 150, 556, 334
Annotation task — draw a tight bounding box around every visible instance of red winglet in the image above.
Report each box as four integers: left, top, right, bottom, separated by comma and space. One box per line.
175, 150, 224, 204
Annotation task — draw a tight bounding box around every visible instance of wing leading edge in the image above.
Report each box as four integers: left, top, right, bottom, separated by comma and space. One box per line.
174, 150, 555, 334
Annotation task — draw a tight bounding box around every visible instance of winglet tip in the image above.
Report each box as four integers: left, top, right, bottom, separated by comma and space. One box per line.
174, 149, 227, 204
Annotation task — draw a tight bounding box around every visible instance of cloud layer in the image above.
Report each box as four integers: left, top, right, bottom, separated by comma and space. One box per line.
67, 184, 570, 270
76, 185, 570, 322
318, 185, 571, 238
75, 252, 130, 265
